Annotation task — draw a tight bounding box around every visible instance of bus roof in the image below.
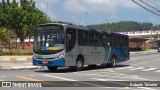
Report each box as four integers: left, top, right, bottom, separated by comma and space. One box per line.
35, 23, 67, 27
36, 23, 128, 38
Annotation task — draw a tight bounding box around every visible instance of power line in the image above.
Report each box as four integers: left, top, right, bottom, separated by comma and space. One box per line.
132, 0, 160, 16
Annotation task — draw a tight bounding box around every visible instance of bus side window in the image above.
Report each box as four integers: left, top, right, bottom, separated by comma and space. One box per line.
122, 38, 126, 47
66, 28, 76, 52
102, 35, 106, 46
120, 38, 123, 47
83, 31, 89, 46
78, 30, 83, 46
98, 33, 103, 47
94, 33, 99, 47
111, 36, 113, 47
89, 33, 95, 46
78, 30, 89, 46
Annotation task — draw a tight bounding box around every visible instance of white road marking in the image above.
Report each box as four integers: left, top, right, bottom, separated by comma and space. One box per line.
116, 66, 158, 73
155, 70, 160, 72
43, 74, 77, 81
128, 67, 144, 70
75, 73, 150, 80
92, 78, 124, 81
116, 67, 134, 69
141, 68, 157, 71
132, 62, 148, 66
1, 76, 6, 77
42, 74, 117, 88
132, 59, 160, 66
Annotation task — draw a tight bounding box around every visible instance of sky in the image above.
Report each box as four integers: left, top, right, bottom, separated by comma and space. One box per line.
1, 0, 160, 25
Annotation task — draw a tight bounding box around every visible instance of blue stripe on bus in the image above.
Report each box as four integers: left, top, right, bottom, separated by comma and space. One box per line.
33, 58, 65, 66
110, 47, 129, 63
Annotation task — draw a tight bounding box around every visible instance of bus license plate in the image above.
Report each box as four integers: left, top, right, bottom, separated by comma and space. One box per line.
42, 61, 48, 64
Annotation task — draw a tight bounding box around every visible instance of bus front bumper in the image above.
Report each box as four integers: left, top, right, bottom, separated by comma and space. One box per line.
33, 58, 65, 67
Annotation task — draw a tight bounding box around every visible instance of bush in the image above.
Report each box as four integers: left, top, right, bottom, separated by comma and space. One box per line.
1, 49, 32, 56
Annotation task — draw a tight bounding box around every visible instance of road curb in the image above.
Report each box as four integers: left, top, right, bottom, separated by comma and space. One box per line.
0, 66, 43, 70
130, 50, 158, 56
0, 57, 32, 62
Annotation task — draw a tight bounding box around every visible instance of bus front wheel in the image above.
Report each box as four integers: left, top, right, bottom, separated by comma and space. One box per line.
47, 66, 58, 71
74, 57, 84, 71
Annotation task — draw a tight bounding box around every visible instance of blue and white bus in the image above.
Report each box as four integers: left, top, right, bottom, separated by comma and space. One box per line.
33, 23, 130, 71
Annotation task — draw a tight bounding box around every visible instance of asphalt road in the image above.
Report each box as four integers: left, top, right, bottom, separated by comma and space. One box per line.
0, 53, 160, 90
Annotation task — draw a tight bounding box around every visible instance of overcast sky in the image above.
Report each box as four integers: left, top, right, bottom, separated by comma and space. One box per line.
1, 0, 160, 25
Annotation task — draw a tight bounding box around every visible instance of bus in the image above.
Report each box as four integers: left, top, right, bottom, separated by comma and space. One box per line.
33, 23, 130, 71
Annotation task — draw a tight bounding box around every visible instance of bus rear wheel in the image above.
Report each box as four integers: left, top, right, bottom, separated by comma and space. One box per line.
111, 56, 116, 67
74, 57, 84, 71
107, 56, 116, 68
47, 66, 58, 71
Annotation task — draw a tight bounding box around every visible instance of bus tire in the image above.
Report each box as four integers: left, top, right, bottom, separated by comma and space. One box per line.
74, 57, 84, 71
107, 56, 116, 68
47, 66, 58, 71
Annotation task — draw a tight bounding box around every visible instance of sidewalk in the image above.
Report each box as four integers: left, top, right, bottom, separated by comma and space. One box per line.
0, 56, 43, 70
0, 56, 32, 63
0, 62, 43, 70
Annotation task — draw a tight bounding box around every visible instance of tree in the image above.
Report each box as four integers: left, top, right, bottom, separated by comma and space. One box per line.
0, 0, 50, 49
0, 28, 11, 52
87, 21, 157, 32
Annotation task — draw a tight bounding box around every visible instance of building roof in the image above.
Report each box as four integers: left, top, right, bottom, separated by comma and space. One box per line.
129, 37, 149, 42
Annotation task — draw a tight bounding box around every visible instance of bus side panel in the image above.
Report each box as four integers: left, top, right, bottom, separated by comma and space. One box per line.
96, 47, 109, 65
105, 47, 114, 64
85, 47, 91, 64
108, 47, 129, 63
65, 45, 80, 67
77, 46, 90, 65
78, 46, 105, 65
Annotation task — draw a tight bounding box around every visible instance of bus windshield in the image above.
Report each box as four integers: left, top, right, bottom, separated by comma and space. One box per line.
34, 27, 64, 52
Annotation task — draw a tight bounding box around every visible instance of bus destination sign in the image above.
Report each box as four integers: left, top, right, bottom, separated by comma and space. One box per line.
37, 25, 62, 30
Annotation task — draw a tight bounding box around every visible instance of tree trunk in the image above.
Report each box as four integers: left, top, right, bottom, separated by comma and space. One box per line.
8, 40, 12, 55
20, 37, 25, 50
0, 43, 3, 56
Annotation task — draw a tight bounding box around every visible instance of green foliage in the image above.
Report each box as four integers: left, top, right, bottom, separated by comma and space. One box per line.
1, 49, 32, 56
0, 28, 10, 43
87, 21, 158, 32
0, 0, 50, 43
0, 28, 14, 53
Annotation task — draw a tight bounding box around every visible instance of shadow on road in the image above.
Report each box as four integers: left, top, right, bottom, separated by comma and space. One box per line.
34, 64, 129, 73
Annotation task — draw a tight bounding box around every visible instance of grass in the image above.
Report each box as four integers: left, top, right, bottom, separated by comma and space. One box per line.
0, 49, 32, 56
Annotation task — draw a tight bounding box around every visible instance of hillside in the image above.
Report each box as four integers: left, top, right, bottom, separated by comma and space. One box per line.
87, 21, 160, 32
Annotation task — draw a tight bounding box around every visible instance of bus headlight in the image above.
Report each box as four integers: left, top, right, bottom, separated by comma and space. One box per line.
33, 54, 40, 59
33, 54, 37, 59
59, 53, 64, 58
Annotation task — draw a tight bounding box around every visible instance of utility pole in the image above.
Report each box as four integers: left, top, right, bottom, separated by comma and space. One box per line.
158, 25, 160, 40
106, 19, 107, 31
47, 1, 48, 16
85, 12, 88, 26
